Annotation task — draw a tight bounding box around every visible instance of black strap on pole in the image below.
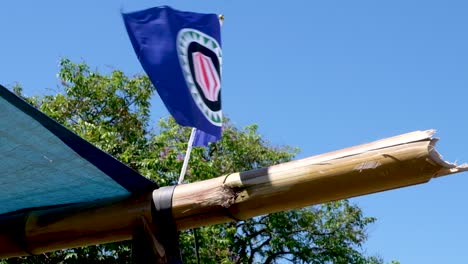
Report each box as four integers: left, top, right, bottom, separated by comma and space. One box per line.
132, 186, 182, 264
152, 186, 182, 263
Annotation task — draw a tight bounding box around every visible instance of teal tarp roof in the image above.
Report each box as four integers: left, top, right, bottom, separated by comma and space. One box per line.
0, 85, 157, 215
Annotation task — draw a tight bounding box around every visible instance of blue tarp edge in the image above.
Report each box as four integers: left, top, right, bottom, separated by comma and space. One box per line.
0, 84, 158, 193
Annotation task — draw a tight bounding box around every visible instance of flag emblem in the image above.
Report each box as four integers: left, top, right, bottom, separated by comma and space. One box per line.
177, 28, 222, 127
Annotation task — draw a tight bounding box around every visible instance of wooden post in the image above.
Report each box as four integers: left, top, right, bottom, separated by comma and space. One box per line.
0, 130, 466, 259
131, 186, 182, 264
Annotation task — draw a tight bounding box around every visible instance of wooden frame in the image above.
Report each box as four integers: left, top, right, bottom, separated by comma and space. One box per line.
0, 130, 466, 258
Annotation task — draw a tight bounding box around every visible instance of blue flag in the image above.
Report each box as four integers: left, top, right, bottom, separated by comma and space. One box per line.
193, 129, 219, 146
122, 6, 222, 144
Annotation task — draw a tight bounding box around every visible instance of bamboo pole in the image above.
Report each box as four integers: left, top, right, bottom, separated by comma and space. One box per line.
171, 130, 467, 229
0, 194, 152, 258
0, 130, 466, 258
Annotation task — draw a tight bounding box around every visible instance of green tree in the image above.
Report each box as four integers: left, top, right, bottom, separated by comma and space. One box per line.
4, 59, 387, 264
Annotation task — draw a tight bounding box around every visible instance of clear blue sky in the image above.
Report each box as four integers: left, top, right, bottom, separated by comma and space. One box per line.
1, 1, 467, 263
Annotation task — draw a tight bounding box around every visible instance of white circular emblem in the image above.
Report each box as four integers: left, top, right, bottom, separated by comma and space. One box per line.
176, 28, 222, 126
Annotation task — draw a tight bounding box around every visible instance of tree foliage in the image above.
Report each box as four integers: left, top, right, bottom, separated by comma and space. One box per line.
4, 59, 389, 263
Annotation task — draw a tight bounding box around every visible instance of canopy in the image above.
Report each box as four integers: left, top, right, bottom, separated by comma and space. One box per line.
0, 85, 157, 215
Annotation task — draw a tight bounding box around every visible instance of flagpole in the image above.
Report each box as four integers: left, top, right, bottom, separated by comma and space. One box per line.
177, 14, 224, 264
177, 14, 224, 185
124, 8, 224, 263
177, 127, 200, 264
178, 127, 197, 184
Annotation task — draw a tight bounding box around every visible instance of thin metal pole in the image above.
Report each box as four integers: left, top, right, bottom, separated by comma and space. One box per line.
176, 128, 200, 264
178, 128, 196, 184
175, 15, 224, 263
193, 228, 201, 264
